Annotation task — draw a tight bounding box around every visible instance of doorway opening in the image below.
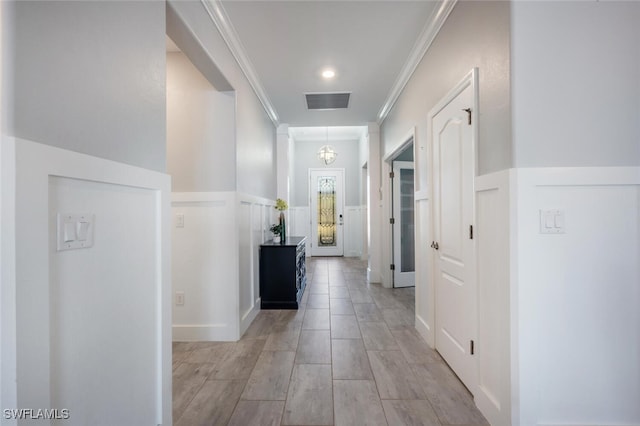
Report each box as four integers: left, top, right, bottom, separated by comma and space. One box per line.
288, 126, 368, 258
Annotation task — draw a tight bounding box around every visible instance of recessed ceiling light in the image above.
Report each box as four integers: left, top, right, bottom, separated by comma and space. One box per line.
322, 69, 336, 79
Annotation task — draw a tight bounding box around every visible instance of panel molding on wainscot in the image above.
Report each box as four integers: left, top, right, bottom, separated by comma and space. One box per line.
237, 192, 275, 336
414, 195, 433, 347
474, 170, 512, 426
514, 167, 640, 426
11, 138, 172, 425
171, 192, 238, 341
172, 192, 274, 341
344, 206, 363, 257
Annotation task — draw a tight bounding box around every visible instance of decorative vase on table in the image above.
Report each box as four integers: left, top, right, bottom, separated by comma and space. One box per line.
279, 212, 286, 244
275, 198, 288, 245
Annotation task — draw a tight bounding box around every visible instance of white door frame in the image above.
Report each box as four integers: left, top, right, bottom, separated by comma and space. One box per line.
309, 168, 345, 256
428, 68, 479, 392
381, 129, 415, 288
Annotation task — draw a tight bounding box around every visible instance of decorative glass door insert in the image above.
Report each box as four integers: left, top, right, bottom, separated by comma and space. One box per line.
310, 169, 344, 256
317, 176, 337, 246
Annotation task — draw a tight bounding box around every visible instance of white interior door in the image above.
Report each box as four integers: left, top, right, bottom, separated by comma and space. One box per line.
431, 78, 477, 392
310, 169, 344, 256
392, 161, 415, 287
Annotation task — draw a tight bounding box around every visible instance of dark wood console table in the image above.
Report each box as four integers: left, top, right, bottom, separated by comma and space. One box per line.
259, 237, 306, 309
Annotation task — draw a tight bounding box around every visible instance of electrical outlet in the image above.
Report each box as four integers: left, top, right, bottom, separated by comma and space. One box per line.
175, 291, 185, 306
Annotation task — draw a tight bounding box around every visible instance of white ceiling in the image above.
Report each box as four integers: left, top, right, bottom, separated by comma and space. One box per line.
220, 0, 441, 127
289, 126, 367, 142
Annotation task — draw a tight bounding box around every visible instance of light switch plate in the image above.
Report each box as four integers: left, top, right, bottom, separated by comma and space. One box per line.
57, 213, 94, 251
175, 291, 185, 306
539, 209, 565, 234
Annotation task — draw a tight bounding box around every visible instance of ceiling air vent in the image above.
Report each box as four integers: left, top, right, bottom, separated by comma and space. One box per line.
305, 92, 351, 110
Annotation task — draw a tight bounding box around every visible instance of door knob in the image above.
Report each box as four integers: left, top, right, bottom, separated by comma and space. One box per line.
431, 241, 439, 250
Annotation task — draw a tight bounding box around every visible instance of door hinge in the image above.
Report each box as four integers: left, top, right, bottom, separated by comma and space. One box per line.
469, 225, 474, 239
470, 340, 475, 355
463, 108, 472, 125
390, 264, 395, 271
390, 218, 395, 224
389, 171, 395, 179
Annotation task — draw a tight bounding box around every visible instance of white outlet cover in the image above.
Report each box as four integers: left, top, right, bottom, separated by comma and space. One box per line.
57, 213, 95, 251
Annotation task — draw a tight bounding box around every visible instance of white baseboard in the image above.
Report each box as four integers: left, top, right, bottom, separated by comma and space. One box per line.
240, 298, 261, 337
415, 313, 434, 348
367, 267, 382, 284
172, 324, 238, 342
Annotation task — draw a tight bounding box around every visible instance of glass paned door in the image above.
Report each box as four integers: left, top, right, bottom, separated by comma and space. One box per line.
318, 176, 337, 246
392, 161, 415, 287
310, 169, 344, 256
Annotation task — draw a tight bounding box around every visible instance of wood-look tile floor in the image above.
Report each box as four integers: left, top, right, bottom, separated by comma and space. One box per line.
173, 257, 489, 426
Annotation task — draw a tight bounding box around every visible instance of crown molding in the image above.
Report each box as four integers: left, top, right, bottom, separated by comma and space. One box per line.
376, 0, 458, 125
201, 0, 280, 127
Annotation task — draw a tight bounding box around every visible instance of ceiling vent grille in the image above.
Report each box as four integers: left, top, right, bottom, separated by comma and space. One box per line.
305, 92, 351, 110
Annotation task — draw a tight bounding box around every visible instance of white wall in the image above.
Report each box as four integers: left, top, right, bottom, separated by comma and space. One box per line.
13, 1, 166, 172
381, 0, 511, 178
6, 3, 173, 423
510, 3, 640, 424
366, 124, 382, 283
167, 52, 236, 192
511, 1, 640, 168
0, 0, 17, 417
168, 0, 276, 200
291, 139, 361, 207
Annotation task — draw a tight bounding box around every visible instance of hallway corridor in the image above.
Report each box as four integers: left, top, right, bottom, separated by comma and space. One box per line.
172, 257, 488, 426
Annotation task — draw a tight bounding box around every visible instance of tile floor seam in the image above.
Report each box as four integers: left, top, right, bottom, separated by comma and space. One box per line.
173, 258, 486, 425
175, 362, 217, 425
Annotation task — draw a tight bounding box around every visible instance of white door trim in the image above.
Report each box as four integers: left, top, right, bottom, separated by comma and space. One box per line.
382, 127, 416, 288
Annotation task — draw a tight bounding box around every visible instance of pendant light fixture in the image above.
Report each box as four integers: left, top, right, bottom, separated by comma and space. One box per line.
317, 127, 337, 165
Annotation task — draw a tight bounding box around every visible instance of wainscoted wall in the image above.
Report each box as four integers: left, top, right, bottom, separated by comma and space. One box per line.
172, 192, 275, 341
289, 206, 363, 258
415, 167, 640, 426
344, 206, 364, 257
513, 167, 640, 426
414, 191, 432, 346
475, 170, 512, 426
11, 139, 172, 425
289, 206, 310, 255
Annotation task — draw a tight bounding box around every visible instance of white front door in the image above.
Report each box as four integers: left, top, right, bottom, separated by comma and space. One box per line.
431, 76, 477, 392
310, 169, 344, 256
392, 161, 415, 287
